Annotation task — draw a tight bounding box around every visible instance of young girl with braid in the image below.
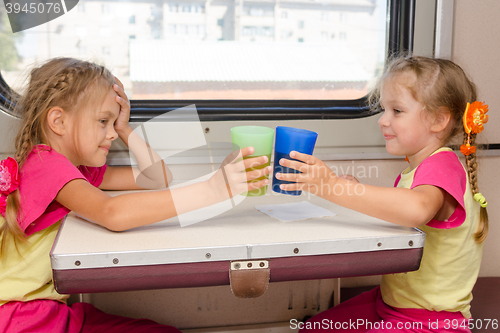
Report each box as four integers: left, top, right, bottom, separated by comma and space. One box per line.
0, 58, 271, 332
276, 56, 489, 332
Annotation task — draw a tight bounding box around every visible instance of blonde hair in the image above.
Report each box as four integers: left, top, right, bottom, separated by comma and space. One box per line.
370, 55, 488, 243
1, 57, 115, 255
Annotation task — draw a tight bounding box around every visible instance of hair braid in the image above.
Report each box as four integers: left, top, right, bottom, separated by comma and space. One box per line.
0, 190, 24, 257
463, 133, 489, 243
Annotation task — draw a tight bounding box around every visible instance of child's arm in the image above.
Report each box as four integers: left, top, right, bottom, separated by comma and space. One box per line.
56, 147, 270, 231
276, 151, 446, 228
100, 77, 173, 191
103, 126, 172, 190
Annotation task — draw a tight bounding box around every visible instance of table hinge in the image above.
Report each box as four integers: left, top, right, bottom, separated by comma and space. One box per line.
230, 259, 269, 271
229, 259, 270, 298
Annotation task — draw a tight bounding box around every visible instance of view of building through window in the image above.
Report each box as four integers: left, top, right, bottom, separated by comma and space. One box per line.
0, 0, 387, 100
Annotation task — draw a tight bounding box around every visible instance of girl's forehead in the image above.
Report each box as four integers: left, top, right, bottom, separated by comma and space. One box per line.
381, 72, 417, 97
93, 88, 118, 111
384, 72, 416, 89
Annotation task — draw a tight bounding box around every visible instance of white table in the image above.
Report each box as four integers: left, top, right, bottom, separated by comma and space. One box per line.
51, 190, 424, 295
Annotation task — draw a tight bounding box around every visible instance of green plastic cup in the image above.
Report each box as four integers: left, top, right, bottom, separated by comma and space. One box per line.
231, 126, 275, 196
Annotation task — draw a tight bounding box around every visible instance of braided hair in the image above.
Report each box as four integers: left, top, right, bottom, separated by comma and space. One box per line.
463, 132, 488, 243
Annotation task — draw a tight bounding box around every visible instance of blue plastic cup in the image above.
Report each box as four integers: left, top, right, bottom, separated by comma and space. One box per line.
272, 126, 318, 196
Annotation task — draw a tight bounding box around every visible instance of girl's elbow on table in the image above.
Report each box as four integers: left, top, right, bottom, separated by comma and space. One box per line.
92, 199, 132, 232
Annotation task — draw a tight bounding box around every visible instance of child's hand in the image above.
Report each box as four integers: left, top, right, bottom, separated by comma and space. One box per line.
113, 76, 132, 135
275, 151, 338, 196
208, 147, 271, 201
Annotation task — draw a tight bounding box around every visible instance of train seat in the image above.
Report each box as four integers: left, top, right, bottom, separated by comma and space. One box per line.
339, 277, 500, 333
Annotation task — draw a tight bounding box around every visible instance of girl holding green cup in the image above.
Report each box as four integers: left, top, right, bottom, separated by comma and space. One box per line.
231, 126, 275, 196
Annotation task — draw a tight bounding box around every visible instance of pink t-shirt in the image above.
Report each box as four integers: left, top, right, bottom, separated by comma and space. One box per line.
18, 145, 106, 236
394, 150, 467, 229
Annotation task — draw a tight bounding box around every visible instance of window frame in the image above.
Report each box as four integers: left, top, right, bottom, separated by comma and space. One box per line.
0, 0, 415, 122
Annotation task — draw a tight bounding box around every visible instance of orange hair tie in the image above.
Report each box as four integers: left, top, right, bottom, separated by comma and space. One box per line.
460, 101, 489, 156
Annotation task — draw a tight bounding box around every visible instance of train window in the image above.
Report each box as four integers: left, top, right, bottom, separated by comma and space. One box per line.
0, 0, 418, 123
